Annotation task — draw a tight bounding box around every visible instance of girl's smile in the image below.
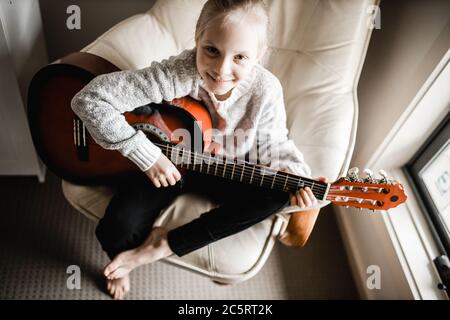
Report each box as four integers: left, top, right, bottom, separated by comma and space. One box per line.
207, 72, 235, 83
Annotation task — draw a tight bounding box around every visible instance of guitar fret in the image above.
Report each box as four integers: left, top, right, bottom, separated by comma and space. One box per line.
193, 152, 198, 171
239, 162, 245, 182
207, 154, 211, 174
260, 169, 265, 187
214, 161, 218, 176
270, 172, 277, 189
222, 162, 227, 178
250, 165, 255, 185
283, 174, 289, 191
186, 148, 190, 169
183, 148, 188, 170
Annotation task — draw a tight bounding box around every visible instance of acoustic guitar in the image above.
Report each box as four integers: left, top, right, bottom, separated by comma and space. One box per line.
27, 52, 407, 212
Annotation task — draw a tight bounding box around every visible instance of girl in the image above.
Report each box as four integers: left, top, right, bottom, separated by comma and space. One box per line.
72, 0, 324, 299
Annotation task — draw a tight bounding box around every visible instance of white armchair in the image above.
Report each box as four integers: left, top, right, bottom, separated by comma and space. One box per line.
62, 0, 377, 284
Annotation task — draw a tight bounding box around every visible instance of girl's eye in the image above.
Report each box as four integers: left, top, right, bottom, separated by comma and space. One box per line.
234, 54, 247, 62
205, 46, 219, 55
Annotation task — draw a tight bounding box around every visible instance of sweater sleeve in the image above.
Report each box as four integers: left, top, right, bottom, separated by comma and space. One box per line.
71, 49, 199, 171
257, 79, 312, 178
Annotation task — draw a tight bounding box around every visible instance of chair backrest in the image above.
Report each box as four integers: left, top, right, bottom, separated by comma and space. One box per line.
82, 0, 378, 180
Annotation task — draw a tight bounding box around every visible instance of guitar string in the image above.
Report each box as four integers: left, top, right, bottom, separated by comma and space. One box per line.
326, 195, 383, 206
178, 157, 328, 196
326, 194, 382, 201
323, 186, 386, 191
182, 159, 327, 194
158, 143, 387, 194
153, 143, 388, 197
154, 142, 329, 195
172, 149, 382, 204
178, 152, 388, 194
177, 152, 389, 196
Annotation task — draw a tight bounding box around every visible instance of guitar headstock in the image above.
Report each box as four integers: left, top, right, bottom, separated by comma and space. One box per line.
328, 167, 407, 212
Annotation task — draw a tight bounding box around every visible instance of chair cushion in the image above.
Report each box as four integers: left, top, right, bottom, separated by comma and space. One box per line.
65, 0, 377, 282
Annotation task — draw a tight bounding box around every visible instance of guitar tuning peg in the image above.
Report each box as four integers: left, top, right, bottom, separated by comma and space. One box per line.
378, 169, 389, 184
347, 167, 360, 182
363, 168, 374, 182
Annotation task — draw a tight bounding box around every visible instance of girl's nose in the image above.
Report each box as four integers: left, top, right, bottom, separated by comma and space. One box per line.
215, 57, 232, 77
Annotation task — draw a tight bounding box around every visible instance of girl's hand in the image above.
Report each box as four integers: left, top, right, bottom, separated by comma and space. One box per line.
290, 176, 328, 208
145, 153, 182, 188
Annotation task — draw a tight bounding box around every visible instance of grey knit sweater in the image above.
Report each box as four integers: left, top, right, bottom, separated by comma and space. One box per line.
71, 48, 311, 178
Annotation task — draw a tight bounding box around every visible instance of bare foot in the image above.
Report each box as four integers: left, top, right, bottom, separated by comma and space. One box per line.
106, 274, 130, 300
104, 227, 173, 280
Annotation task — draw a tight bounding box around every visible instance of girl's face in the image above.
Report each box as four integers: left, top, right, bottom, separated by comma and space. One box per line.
196, 18, 265, 100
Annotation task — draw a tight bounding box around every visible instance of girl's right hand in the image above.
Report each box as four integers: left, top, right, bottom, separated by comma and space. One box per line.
145, 153, 182, 188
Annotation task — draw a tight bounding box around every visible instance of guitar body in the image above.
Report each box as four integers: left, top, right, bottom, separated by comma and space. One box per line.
27, 52, 212, 185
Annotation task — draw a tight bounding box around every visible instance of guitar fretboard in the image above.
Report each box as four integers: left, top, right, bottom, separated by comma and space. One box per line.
155, 142, 329, 201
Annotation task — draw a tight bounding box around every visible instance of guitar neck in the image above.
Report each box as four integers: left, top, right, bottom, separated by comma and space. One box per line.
156, 142, 330, 201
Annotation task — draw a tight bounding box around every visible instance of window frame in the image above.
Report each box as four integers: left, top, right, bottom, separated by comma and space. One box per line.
336, 50, 450, 299
405, 113, 450, 258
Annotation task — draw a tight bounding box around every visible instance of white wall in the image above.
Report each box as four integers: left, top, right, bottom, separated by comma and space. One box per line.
38, 0, 157, 62
354, 0, 450, 169
337, 0, 450, 299
0, 0, 48, 104
0, 0, 47, 179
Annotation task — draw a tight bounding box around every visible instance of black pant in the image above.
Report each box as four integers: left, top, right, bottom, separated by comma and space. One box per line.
95, 171, 289, 259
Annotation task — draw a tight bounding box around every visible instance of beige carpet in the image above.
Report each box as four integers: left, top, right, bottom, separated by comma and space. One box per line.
0, 171, 358, 299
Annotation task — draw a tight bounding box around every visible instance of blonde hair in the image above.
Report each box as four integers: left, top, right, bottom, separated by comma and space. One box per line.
195, 0, 270, 52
